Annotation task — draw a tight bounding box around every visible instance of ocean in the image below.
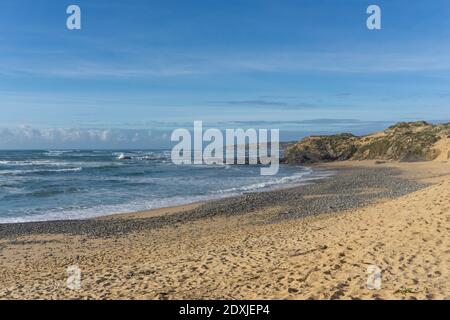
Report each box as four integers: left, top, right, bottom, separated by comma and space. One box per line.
0, 150, 332, 223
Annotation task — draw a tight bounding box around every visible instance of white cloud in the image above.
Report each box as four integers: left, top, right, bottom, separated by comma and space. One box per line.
0, 126, 170, 149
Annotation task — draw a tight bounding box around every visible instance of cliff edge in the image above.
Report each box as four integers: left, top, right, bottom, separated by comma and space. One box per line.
285, 121, 450, 164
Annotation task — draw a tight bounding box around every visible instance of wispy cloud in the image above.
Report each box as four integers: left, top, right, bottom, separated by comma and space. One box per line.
2, 49, 450, 80
330, 93, 352, 97
210, 99, 318, 109
222, 100, 289, 107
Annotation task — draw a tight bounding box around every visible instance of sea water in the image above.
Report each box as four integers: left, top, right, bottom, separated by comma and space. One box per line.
0, 150, 332, 223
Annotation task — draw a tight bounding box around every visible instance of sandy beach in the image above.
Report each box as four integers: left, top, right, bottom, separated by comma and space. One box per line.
0, 160, 448, 300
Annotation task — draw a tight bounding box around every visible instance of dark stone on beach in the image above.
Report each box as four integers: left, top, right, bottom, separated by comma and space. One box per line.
0, 166, 427, 238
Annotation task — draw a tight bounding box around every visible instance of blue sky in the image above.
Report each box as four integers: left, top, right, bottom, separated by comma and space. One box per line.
0, 0, 449, 148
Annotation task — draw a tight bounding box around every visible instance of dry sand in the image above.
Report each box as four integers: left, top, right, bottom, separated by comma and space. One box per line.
0, 161, 448, 300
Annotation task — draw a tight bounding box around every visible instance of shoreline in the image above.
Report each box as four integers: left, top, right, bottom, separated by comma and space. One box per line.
0, 165, 330, 225
0, 160, 449, 299
100, 160, 447, 223
0, 161, 428, 237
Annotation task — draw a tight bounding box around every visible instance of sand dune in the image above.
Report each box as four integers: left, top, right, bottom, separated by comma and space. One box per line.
433, 136, 450, 162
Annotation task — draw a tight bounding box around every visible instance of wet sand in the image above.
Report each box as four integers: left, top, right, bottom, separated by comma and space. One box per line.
0, 160, 448, 299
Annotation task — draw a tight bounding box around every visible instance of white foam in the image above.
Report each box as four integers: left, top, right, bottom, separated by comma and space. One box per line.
0, 167, 82, 175
0, 167, 335, 224
214, 167, 317, 193
0, 193, 239, 224
44, 150, 73, 157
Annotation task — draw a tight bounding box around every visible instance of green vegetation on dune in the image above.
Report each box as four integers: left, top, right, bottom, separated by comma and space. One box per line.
285, 121, 450, 164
